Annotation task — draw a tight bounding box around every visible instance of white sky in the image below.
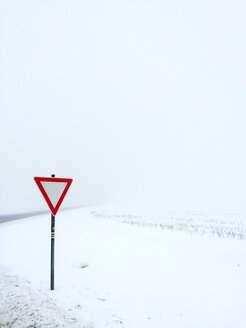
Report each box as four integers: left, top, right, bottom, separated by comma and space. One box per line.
0, 0, 246, 213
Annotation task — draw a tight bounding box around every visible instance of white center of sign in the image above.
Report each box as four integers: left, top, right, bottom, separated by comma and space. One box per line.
40, 181, 67, 208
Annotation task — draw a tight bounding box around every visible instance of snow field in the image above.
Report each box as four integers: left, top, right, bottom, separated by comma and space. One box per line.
0, 207, 246, 327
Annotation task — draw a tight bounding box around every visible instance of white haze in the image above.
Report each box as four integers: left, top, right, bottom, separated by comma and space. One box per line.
0, 0, 246, 214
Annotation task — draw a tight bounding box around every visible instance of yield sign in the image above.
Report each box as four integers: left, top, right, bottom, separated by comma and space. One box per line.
34, 177, 73, 215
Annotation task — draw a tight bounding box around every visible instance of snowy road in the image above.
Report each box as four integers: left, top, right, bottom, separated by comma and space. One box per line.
0, 210, 49, 224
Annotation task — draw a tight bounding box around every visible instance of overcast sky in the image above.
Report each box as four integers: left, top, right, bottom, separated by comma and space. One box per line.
0, 0, 246, 214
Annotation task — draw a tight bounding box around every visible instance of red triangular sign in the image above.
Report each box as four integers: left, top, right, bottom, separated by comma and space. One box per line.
34, 177, 73, 215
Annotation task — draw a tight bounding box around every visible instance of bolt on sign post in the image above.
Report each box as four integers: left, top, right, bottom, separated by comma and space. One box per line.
34, 175, 73, 290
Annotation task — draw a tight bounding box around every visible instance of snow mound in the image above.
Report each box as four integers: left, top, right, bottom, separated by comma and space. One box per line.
0, 267, 86, 328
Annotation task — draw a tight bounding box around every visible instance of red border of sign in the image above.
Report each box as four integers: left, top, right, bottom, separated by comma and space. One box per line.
34, 177, 73, 215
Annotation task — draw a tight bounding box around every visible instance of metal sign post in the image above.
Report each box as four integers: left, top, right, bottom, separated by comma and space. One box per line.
50, 173, 55, 290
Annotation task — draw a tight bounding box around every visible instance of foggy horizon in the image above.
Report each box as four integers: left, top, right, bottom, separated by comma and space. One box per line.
1, 0, 246, 214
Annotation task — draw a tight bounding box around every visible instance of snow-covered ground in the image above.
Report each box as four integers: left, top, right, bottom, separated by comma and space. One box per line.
92, 207, 246, 239
0, 207, 246, 327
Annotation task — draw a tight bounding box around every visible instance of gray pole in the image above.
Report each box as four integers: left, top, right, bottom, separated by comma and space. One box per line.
50, 173, 55, 290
